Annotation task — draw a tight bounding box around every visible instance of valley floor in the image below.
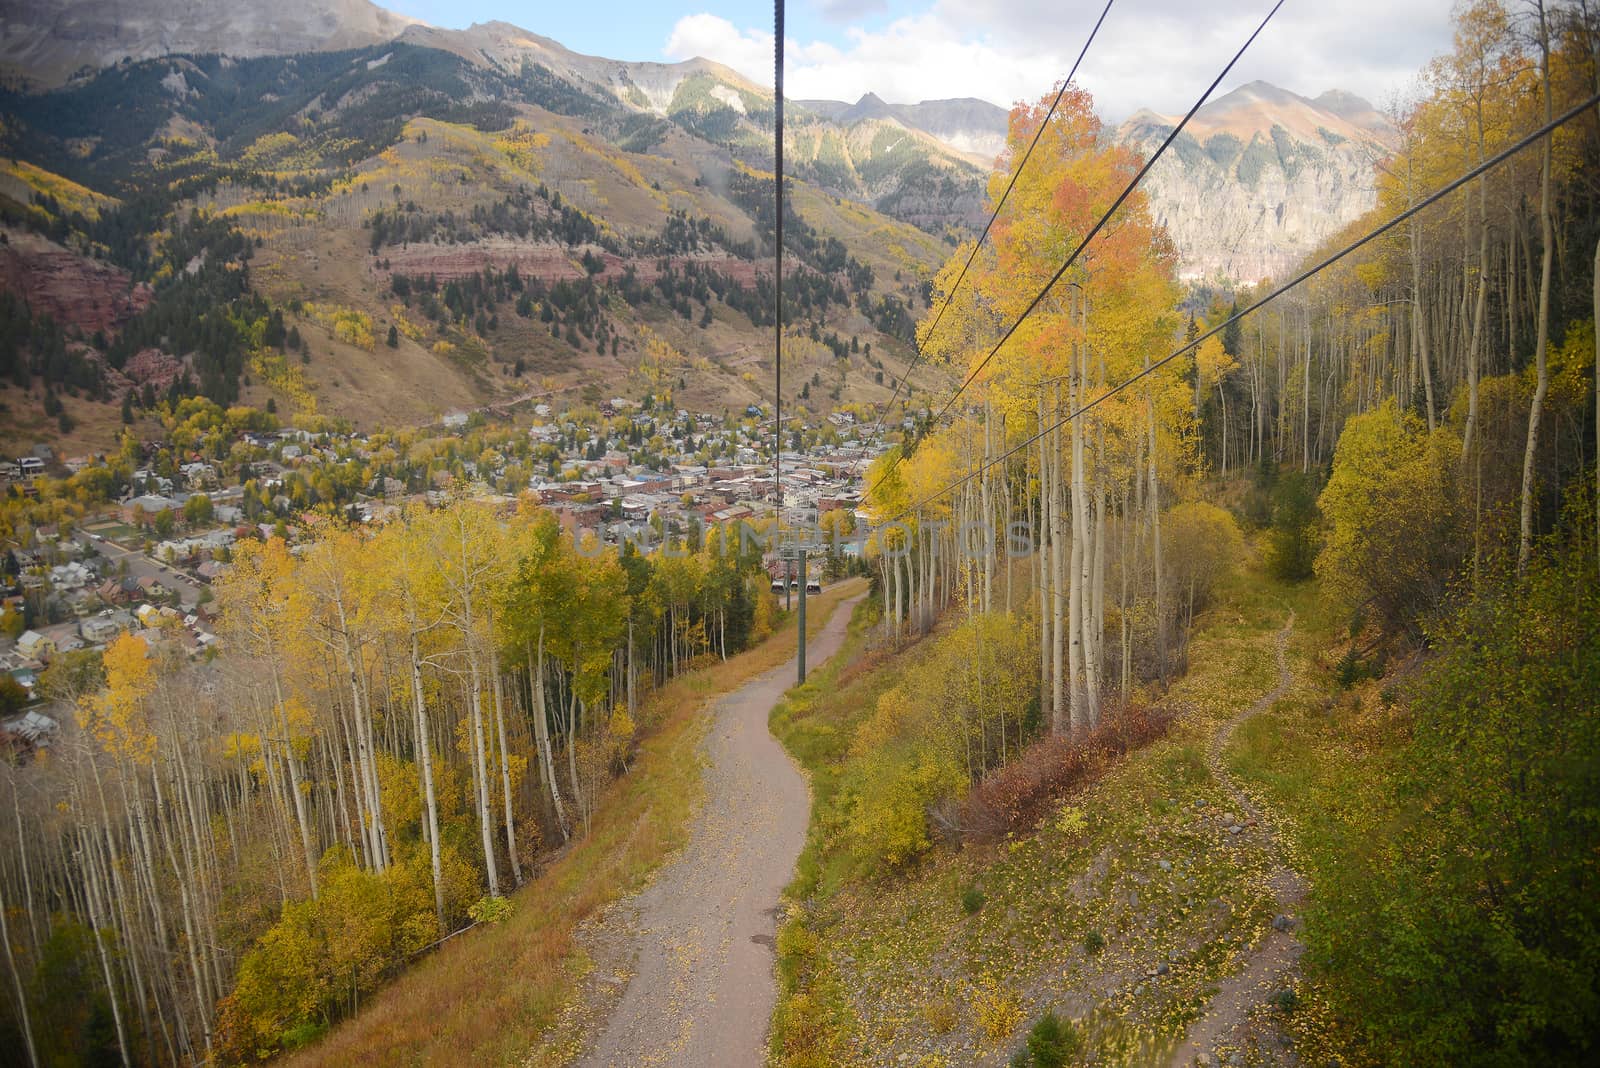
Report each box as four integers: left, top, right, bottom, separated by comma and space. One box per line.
769, 560, 1358, 1068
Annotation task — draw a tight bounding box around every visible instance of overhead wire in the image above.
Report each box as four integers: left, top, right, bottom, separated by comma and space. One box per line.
871, 87, 1600, 526
773, 0, 786, 547
846, 0, 1117, 476
861, 0, 1287, 499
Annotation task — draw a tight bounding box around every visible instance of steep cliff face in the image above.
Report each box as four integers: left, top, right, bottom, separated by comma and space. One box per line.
0, 228, 151, 336
1114, 81, 1396, 283
0, 0, 416, 88
798, 94, 1011, 166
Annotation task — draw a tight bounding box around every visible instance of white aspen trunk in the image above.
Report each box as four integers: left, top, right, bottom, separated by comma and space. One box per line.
0, 869, 39, 1068
1147, 375, 1165, 680
1077, 311, 1101, 730
1410, 177, 1437, 431
327, 680, 373, 868
1218, 379, 1229, 476
166, 726, 222, 1005
8, 788, 39, 959
79, 828, 131, 1068
532, 632, 570, 841
266, 662, 318, 897
1302, 316, 1313, 472
1088, 477, 1106, 728
1069, 367, 1089, 736
1519, 4, 1555, 574
1003, 454, 1014, 616
882, 550, 893, 639
1065, 378, 1083, 735
566, 690, 587, 835
410, 635, 446, 927
151, 766, 211, 1055
907, 515, 920, 634
1037, 392, 1051, 719
982, 400, 994, 614
325, 724, 358, 860
467, 664, 501, 896
1463, 166, 1488, 459
339, 628, 388, 872
1048, 389, 1066, 734
1119, 481, 1132, 700
490, 646, 522, 886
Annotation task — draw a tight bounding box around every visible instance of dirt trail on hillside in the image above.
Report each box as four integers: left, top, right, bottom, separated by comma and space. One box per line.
573, 594, 865, 1068
1169, 611, 1304, 1068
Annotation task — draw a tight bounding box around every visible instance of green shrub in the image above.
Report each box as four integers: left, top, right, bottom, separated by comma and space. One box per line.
1081, 929, 1105, 955
1308, 538, 1600, 1062
845, 744, 964, 867
1265, 470, 1320, 581
468, 894, 514, 925
1025, 1010, 1081, 1067
960, 886, 986, 914
1315, 401, 1466, 630
1333, 646, 1365, 689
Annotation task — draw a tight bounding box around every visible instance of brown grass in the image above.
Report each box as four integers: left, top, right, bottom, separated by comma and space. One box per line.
952, 702, 1176, 844
287, 578, 866, 1068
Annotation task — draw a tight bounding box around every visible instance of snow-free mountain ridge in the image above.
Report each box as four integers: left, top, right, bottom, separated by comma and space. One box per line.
0, 1, 1396, 281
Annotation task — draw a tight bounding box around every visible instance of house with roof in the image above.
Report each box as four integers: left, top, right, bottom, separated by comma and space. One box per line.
81, 609, 135, 644
15, 630, 52, 660
1, 709, 59, 762
122, 494, 177, 525
38, 623, 84, 657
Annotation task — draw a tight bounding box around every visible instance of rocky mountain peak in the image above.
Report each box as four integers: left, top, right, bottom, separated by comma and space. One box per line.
0, 0, 417, 88
845, 92, 894, 122
1112, 80, 1396, 283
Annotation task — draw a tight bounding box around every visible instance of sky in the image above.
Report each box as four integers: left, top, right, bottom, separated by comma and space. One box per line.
383, 0, 1457, 121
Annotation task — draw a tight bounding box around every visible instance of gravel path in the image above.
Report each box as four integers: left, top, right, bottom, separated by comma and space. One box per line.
575, 593, 865, 1068
1169, 610, 1305, 1068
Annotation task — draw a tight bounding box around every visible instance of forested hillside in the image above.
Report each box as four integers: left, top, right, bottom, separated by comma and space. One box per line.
766, 2, 1600, 1063
0, 1, 1597, 1067
0, 499, 791, 1063
0, 37, 957, 455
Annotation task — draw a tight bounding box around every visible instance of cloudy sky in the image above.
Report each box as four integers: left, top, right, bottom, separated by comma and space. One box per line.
386, 0, 1456, 120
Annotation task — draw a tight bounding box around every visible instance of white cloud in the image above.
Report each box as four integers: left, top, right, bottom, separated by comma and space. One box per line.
664, 1, 1455, 121
665, 14, 777, 82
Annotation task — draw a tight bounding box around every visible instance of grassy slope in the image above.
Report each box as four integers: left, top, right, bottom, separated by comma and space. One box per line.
769, 558, 1370, 1067
5, 94, 954, 449
235, 106, 950, 426
288, 579, 865, 1068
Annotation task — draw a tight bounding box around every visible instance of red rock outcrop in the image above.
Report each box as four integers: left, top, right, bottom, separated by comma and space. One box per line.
373, 239, 763, 289
0, 227, 151, 335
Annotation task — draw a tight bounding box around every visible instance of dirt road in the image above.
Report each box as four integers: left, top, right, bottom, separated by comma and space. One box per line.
575, 593, 865, 1068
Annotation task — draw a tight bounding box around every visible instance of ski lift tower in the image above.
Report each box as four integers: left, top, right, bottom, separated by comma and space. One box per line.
778, 539, 819, 682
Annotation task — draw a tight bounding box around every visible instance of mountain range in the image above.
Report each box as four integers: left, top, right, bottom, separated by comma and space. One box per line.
1, 1, 1396, 277
0, 0, 1396, 455
1116, 80, 1396, 282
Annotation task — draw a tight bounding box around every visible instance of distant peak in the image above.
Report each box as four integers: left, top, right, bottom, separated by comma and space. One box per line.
841, 91, 896, 123
1313, 88, 1378, 115
1226, 80, 1303, 104
1123, 107, 1173, 126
